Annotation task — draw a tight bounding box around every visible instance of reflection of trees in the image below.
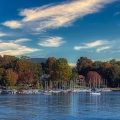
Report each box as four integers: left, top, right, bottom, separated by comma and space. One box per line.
45, 94, 71, 114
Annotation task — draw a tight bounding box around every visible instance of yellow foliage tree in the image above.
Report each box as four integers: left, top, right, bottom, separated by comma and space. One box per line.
5, 69, 18, 87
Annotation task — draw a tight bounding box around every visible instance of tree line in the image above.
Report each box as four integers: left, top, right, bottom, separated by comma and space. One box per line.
0, 56, 72, 89
0, 55, 119, 89
77, 57, 120, 87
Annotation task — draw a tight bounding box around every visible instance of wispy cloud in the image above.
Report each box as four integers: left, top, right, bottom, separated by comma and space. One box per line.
73, 39, 115, 53
2, 0, 116, 31
2, 20, 22, 29
96, 46, 111, 52
0, 31, 7, 37
38, 36, 65, 47
74, 40, 108, 50
0, 41, 39, 56
74, 39, 120, 53
14, 38, 31, 44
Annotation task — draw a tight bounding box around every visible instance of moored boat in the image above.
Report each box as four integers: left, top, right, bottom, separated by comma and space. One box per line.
101, 88, 112, 92
90, 88, 101, 95
90, 92, 101, 95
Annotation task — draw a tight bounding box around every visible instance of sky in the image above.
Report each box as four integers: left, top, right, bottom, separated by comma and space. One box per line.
0, 0, 120, 64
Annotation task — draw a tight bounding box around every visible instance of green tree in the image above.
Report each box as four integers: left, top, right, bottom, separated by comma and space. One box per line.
0, 68, 5, 86
53, 58, 72, 81
77, 57, 92, 76
46, 57, 56, 74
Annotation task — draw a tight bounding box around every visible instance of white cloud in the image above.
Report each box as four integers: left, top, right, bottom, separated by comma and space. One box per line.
96, 46, 111, 52
0, 32, 7, 37
86, 40, 107, 48
2, 20, 22, 29
74, 39, 114, 53
74, 40, 108, 50
38, 36, 65, 47
14, 38, 31, 44
0, 41, 39, 56
2, 0, 116, 31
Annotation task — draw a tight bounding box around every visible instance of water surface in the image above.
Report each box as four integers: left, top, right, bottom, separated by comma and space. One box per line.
0, 92, 119, 120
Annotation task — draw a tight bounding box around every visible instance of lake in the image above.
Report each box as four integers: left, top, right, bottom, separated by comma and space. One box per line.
0, 92, 120, 120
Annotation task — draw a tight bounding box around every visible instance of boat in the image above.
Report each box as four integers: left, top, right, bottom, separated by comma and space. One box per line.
1, 90, 13, 95
90, 88, 101, 95
51, 90, 62, 94
72, 89, 82, 93
72, 88, 90, 93
90, 92, 101, 95
43, 91, 52, 95
101, 88, 112, 92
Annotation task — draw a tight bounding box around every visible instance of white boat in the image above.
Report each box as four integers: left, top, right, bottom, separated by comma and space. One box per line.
90, 92, 101, 95
51, 90, 62, 94
43, 91, 52, 95
72, 88, 89, 93
44, 92, 52, 95
63, 89, 72, 93
72, 89, 81, 93
79, 89, 90, 92
89, 88, 101, 95
101, 88, 112, 92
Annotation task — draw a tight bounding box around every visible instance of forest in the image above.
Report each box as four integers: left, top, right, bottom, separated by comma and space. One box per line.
0, 55, 119, 89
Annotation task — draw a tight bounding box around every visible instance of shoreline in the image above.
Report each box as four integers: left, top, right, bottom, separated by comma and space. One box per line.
0, 88, 120, 95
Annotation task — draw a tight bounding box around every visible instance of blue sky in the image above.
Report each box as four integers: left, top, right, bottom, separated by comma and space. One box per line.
0, 0, 120, 64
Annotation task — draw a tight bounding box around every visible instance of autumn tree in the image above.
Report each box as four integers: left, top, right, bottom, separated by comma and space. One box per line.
16, 57, 42, 88
5, 69, 18, 87
0, 55, 18, 69
86, 71, 102, 88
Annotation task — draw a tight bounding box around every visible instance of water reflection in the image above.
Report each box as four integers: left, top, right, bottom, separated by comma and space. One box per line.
0, 92, 119, 120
